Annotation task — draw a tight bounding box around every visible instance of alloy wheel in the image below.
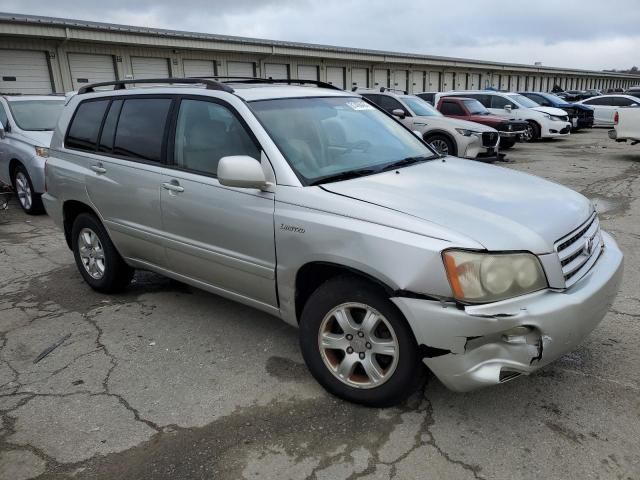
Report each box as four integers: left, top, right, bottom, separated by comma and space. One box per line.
429, 139, 449, 155
318, 302, 399, 389
15, 171, 32, 211
78, 228, 106, 279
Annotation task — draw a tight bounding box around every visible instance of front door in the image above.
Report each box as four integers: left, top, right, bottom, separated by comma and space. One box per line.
161, 97, 277, 308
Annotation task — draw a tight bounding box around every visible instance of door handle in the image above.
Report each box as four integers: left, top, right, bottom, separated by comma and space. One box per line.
162, 181, 184, 193
90, 163, 106, 174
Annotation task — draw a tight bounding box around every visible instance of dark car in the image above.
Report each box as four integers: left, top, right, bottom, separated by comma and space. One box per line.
437, 96, 529, 148
518, 91, 594, 130
625, 86, 640, 97
415, 92, 438, 105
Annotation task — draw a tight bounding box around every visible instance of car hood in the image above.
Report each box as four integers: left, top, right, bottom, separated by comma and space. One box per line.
413, 115, 497, 132
18, 130, 54, 147
532, 106, 570, 117
321, 158, 593, 254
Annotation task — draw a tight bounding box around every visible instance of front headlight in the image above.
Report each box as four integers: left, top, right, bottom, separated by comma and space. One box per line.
34, 147, 49, 158
442, 250, 547, 303
455, 128, 481, 137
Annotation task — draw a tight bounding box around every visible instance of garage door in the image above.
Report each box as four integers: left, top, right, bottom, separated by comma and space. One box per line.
265, 63, 289, 79
469, 73, 481, 90
183, 59, 216, 78
351, 68, 368, 89
373, 69, 388, 88
427, 72, 440, 91
131, 57, 170, 79
410, 71, 425, 93
442, 72, 454, 91
455, 73, 468, 90
0, 50, 53, 94
297, 65, 318, 81
68, 53, 116, 91
227, 62, 255, 78
392, 70, 407, 91
326, 67, 345, 89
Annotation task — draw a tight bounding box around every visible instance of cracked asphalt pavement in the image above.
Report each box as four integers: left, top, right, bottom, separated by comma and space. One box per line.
1, 128, 639, 480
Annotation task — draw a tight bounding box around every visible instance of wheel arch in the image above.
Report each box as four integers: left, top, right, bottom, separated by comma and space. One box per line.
294, 261, 396, 323
62, 200, 101, 250
422, 130, 458, 156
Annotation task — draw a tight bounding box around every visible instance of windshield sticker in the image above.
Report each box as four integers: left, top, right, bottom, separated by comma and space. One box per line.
346, 101, 374, 111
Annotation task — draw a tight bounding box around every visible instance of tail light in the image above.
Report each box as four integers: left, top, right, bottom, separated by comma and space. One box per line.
44, 158, 48, 193
614, 111, 619, 125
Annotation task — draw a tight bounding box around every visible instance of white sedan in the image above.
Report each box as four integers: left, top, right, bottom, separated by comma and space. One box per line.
578, 95, 640, 127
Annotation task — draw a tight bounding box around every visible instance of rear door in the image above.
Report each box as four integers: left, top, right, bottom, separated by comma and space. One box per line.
75, 96, 174, 266
161, 96, 277, 307
583, 97, 617, 125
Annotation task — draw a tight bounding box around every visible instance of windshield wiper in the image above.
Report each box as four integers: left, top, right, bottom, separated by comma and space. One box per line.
308, 168, 377, 186
379, 155, 437, 172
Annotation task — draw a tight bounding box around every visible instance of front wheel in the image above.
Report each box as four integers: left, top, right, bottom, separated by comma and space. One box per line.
299, 276, 423, 407
425, 134, 455, 156
13, 165, 44, 215
523, 121, 541, 142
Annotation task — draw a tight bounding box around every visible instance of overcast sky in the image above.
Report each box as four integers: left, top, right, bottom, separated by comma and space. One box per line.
2, 0, 639, 70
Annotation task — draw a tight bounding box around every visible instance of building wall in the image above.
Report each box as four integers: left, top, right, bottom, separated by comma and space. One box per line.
1, 21, 639, 94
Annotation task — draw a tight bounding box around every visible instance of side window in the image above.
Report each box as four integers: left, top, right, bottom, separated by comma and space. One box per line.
584, 97, 608, 106
613, 97, 635, 106
98, 100, 123, 153
530, 94, 548, 106
377, 96, 405, 114
467, 94, 490, 107
490, 95, 514, 109
66, 100, 110, 151
0, 104, 7, 129
440, 101, 465, 116
173, 99, 259, 176
113, 98, 172, 162
361, 94, 383, 107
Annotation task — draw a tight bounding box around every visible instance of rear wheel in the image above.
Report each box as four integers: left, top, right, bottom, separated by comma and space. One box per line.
299, 276, 423, 407
71, 213, 134, 293
12, 165, 44, 215
425, 134, 455, 156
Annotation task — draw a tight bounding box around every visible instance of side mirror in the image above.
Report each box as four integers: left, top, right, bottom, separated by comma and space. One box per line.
0, 123, 5, 139
504, 105, 512, 113
391, 108, 406, 119
217, 156, 270, 190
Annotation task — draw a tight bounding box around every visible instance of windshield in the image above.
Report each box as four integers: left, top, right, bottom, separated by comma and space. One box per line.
506, 94, 541, 109
544, 93, 570, 106
401, 96, 442, 117
250, 97, 437, 185
463, 99, 490, 115
8, 100, 65, 131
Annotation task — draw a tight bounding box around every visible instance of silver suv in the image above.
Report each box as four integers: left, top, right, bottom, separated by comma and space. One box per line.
0, 95, 66, 213
43, 78, 623, 407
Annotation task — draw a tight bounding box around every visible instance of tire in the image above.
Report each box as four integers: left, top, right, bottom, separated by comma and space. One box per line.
299, 276, 423, 407
500, 138, 516, 150
12, 164, 44, 215
524, 121, 541, 142
71, 213, 134, 293
425, 134, 456, 156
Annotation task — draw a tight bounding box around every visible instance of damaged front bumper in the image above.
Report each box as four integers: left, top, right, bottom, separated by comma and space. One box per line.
391, 231, 623, 392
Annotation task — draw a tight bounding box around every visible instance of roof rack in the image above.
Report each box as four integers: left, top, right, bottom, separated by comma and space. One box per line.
193, 76, 344, 91
77, 78, 234, 94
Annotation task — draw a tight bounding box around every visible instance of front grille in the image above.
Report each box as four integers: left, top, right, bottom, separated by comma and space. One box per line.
554, 213, 603, 287
497, 121, 528, 133
482, 131, 499, 147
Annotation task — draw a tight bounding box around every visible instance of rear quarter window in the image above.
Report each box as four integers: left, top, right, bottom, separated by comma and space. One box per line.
66, 100, 110, 151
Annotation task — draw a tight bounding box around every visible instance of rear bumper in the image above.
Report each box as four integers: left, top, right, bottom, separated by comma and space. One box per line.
392, 231, 623, 392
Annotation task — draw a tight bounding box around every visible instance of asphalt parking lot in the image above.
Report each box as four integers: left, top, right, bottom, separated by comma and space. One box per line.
1, 128, 639, 480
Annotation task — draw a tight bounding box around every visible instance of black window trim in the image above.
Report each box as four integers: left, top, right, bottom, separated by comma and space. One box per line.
165, 94, 264, 180
64, 94, 177, 167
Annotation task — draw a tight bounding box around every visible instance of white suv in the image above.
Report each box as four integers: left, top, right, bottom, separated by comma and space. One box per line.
357, 89, 500, 159
436, 91, 572, 141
